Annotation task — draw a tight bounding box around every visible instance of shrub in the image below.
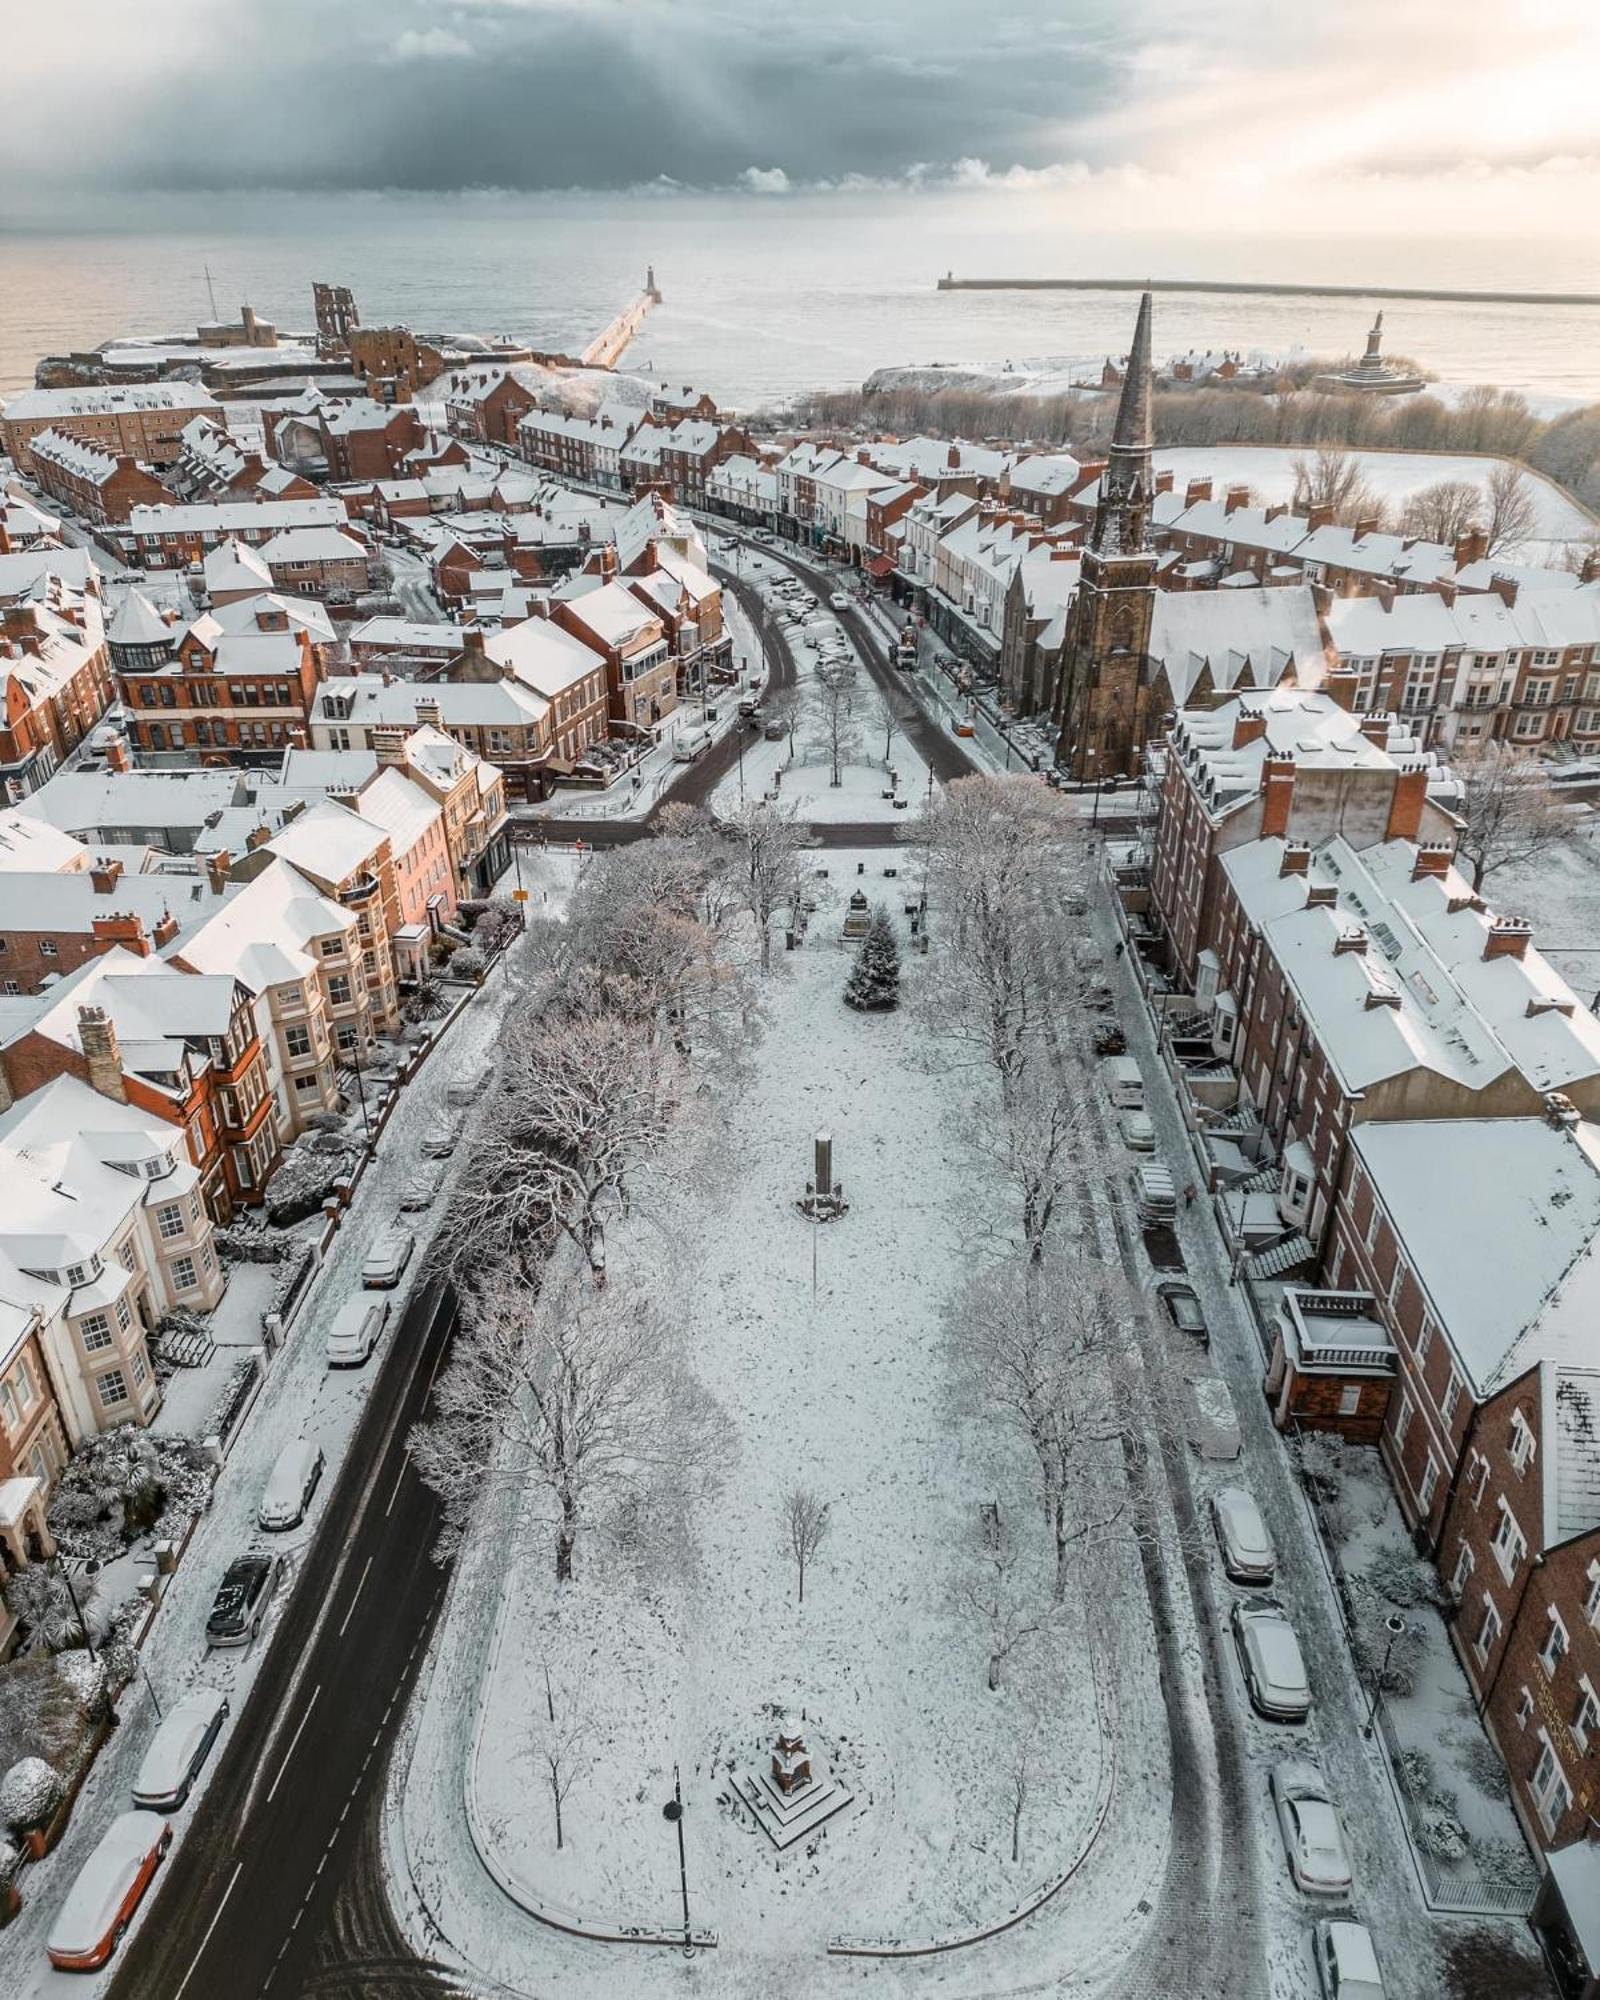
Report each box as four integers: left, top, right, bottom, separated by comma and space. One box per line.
46, 1428, 210, 1562
1414, 1804, 1470, 1863
0, 1758, 63, 1835
1361, 1542, 1447, 1611
449, 946, 485, 983
1451, 1728, 1512, 1803
1468, 1834, 1535, 1889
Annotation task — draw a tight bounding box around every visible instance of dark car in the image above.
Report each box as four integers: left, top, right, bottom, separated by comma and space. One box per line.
1157, 1280, 1208, 1344
205, 1554, 280, 1649
1093, 1022, 1127, 1057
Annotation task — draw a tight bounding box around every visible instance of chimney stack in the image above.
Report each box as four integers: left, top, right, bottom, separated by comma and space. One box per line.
205, 850, 232, 896
1260, 753, 1296, 838
1306, 503, 1334, 533
1453, 528, 1489, 569
1232, 709, 1268, 749
90, 858, 124, 895
77, 1005, 128, 1103
105, 739, 131, 774
1224, 485, 1250, 516
1411, 841, 1454, 881
1491, 573, 1520, 608
1279, 841, 1311, 877
1483, 914, 1533, 962
1385, 764, 1430, 844
1333, 927, 1369, 956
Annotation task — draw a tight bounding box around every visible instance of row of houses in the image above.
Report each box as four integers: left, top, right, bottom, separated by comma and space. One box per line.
1136, 681, 1600, 1867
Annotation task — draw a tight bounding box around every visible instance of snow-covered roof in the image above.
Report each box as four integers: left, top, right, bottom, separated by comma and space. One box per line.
2, 947, 238, 1083
277, 748, 380, 796
127, 499, 346, 538
355, 769, 440, 855
27, 428, 126, 485
1149, 586, 1327, 706
1007, 453, 1082, 498
105, 589, 175, 650
1350, 1117, 1600, 1399
557, 579, 663, 653
206, 592, 334, 644
174, 855, 354, 992
1545, 1837, 1600, 1968
1328, 583, 1600, 662
18, 767, 242, 839
1168, 689, 1402, 820
0, 865, 210, 939
202, 538, 274, 596
0, 1075, 194, 1274
1, 383, 216, 421
349, 617, 466, 653
258, 527, 367, 564
483, 617, 605, 700
1222, 833, 1600, 1099
0, 811, 88, 874
266, 800, 387, 884
314, 673, 549, 731
0, 546, 95, 598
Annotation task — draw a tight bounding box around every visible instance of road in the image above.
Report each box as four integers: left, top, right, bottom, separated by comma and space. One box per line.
107, 1281, 462, 2000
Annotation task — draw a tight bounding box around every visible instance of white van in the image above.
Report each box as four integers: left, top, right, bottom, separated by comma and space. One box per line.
671, 728, 713, 763
326, 1295, 389, 1369
131, 1688, 230, 1811
1102, 1055, 1145, 1110
1132, 1163, 1177, 1223
258, 1438, 325, 1530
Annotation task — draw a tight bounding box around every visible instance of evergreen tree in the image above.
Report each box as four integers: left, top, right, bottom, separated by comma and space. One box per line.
844, 905, 901, 1012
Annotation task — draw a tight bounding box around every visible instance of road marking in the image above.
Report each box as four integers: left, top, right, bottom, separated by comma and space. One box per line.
337, 1555, 374, 1637
383, 1456, 409, 1517
173, 1858, 242, 2000
266, 1684, 321, 1803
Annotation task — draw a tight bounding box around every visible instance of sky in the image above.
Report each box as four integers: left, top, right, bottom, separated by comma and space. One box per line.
2, 0, 1598, 240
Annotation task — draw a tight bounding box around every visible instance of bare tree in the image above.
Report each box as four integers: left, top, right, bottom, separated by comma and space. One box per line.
955, 1516, 1052, 1691
919, 775, 1092, 1091
970, 1059, 1108, 1262
863, 683, 910, 767
808, 662, 861, 787
410, 1267, 713, 1578
720, 797, 813, 975
1451, 740, 1568, 889
1006, 1740, 1033, 1865
1400, 479, 1481, 545
539, 1706, 594, 1851
781, 1487, 831, 1605
1000, 1718, 1061, 1865
952, 1256, 1142, 1601
439, 1009, 684, 1286
1483, 462, 1537, 557
1290, 447, 1386, 528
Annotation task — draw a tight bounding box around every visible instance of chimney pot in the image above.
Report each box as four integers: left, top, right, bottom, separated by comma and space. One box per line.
1484, 914, 1533, 961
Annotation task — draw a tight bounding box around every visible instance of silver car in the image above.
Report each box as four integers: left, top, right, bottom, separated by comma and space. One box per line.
1232, 1598, 1312, 1721
1272, 1760, 1353, 1897
1212, 1485, 1276, 1583
362, 1229, 415, 1289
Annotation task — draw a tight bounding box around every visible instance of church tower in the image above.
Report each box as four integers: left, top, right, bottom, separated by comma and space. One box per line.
1054, 290, 1159, 778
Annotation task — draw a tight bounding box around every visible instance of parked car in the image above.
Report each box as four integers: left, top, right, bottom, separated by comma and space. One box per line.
1102, 1055, 1144, 1109
131, 1689, 230, 1811
763, 719, 786, 740
258, 1439, 325, 1531
362, 1229, 415, 1289
420, 1117, 461, 1159
1232, 1599, 1313, 1721
205, 1553, 281, 1649
326, 1294, 389, 1369
1119, 1110, 1157, 1152
445, 1065, 492, 1108
398, 1165, 444, 1212
829, 592, 852, 610
1092, 1022, 1127, 1057
46, 1812, 172, 1970
1156, 1279, 1208, 1343
1132, 1164, 1177, 1224
1188, 1374, 1242, 1461
1313, 1920, 1386, 2000
1212, 1485, 1276, 1583
1272, 1760, 1353, 1897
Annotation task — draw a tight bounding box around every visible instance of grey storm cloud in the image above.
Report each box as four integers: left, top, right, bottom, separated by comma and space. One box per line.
2, 0, 1130, 193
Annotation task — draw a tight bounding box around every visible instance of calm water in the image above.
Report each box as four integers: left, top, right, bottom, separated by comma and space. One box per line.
3, 190, 1599, 408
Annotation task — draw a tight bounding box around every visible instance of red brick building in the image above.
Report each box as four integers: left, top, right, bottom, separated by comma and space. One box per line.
119, 603, 327, 763
315, 400, 427, 484
25, 430, 169, 527
0, 861, 190, 993
0, 949, 280, 1218
0, 573, 115, 798
444, 366, 538, 447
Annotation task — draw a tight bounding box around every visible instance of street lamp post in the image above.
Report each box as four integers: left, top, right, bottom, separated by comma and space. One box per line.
1363, 1613, 1409, 1739
662, 1764, 693, 1954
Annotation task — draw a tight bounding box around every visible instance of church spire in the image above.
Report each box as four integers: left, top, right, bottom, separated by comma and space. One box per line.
1090, 290, 1154, 556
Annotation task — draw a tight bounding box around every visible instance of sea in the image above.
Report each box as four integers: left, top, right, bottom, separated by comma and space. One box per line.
3, 189, 1599, 411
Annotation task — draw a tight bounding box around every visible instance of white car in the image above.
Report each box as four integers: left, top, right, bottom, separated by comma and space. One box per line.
398, 1165, 444, 1212
420, 1118, 461, 1159
1212, 1485, 1276, 1583
362, 1229, 415, 1289
47, 1812, 171, 1971
131, 1689, 229, 1812
326, 1294, 389, 1369
1272, 1760, 1353, 1897
258, 1438, 325, 1531
1231, 1598, 1313, 1721
829, 592, 852, 610
1119, 1110, 1156, 1151
1314, 1920, 1386, 1999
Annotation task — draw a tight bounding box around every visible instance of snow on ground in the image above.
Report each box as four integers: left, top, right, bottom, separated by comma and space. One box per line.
711, 744, 923, 823
1152, 445, 1596, 547
472, 868, 1100, 1950
1491, 815, 1600, 997
387, 858, 1198, 1999
0, 930, 542, 1999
